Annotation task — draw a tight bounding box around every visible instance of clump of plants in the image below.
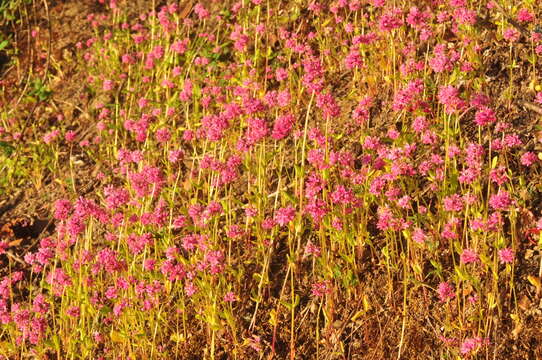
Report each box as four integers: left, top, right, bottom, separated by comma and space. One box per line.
1, 0, 542, 359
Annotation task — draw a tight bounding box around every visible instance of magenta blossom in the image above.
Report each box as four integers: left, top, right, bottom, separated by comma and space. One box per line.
460, 337, 489, 355
489, 191, 513, 211
460, 248, 479, 264
503, 27, 520, 42
311, 280, 332, 297
474, 107, 496, 126
498, 248, 514, 264
437, 281, 455, 302
274, 206, 296, 226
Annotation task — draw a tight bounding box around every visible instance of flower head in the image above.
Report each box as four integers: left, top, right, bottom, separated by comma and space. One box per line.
503, 27, 520, 42
274, 206, 296, 226
489, 191, 513, 211
437, 281, 455, 302
460, 248, 479, 264
498, 248, 514, 264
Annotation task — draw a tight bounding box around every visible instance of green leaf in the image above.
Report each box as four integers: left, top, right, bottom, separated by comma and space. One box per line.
455, 266, 468, 281
412, 263, 423, 276
381, 245, 389, 259
0, 141, 14, 156
99, 305, 112, 314
430, 259, 442, 273
110, 330, 126, 343
283, 191, 296, 204
280, 299, 293, 311
453, 241, 462, 255
333, 265, 342, 279
491, 155, 498, 169
0, 39, 8, 50
293, 294, 300, 308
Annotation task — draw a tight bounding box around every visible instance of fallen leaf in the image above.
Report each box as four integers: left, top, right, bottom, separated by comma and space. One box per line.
518, 294, 531, 311
527, 275, 542, 296
8, 239, 22, 247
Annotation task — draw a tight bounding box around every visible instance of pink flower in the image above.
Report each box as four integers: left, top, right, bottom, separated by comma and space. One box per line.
406, 6, 430, 29
460, 248, 479, 264
311, 280, 332, 297
168, 149, 184, 163
65, 130, 77, 142
66, 306, 80, 318
226, 225, 245, 239
449, 0, 466, 7
155, 128, 171, 143
412, 228, 427, 244
143, 259, 156, 271
387, 128, 400, 140
105, 286, 118, 300
129, 166, 165, 198
244, 206, 257, 218
194, 3, 211, 19
378, 8, 404, 32
443, 194, 463, 212
303, 240, 321, 258
274, 206, 296, 226
392, 79, 424, 111
275, 67, 288, 82
503, 27, 520, 42
0, 241, 9, 255
113, 299, 129, 317
470, 92, 491, 109
474, 107, 496, 126
489, 191, 512, 211
32, 294, 49, 314
184, 282, 197, 296
429, 44, 457, 73
353, 96, 373, 124
316, 92, 341, 118
224, 292, 237, 302
438, 85, 466, 113
535, 92, 542, 104
460, 337, 489, 355
121, 53, 135, 64
344, 49, 363, 69
54, 199, 72, 220
411, 116, 428, 133
331, 185, 354, 205
183, 130, 194, 141
103, 186, 129, 209
247, 335, 262, 352
397, 195, 411, 209
332, 217, 343, 230
271, 114, 295, 140
498, 248, 514, 264
489, 166, 508, 185
102, 79, 114, 91
517, 8, 534, 23
520, 152, 538, 166
138, 97, 149, 109
43, 130, 60, 144
453, 7, 477, 25
261, 217, 277, 230
302, 57, 325, 93
277, 90, 291, 107
437, 281, 455, 302
305, 197, 329, 224
171, 39, 189, 54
